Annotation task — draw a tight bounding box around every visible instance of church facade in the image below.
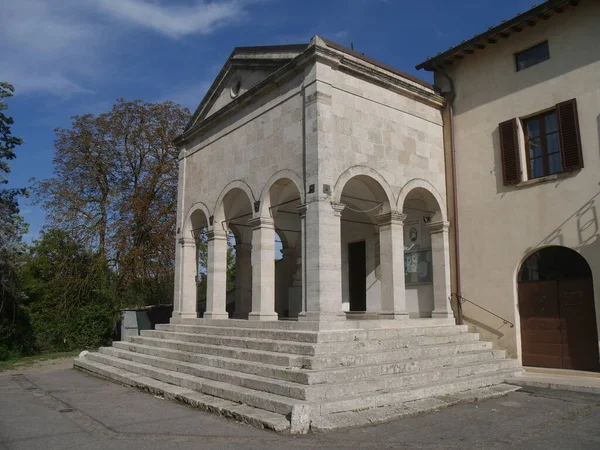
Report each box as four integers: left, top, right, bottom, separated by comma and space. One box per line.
173, 36, 453, 324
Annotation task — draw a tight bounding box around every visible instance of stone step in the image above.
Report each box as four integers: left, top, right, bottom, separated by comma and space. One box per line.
306, 359, 519, 401
83, 352, 309, 418
94, 345, 516, 403
129, 335, 493, 370
128, 336, 306, 368
318, 367, 520, 415
170, 317, 457, 331
73, 357, 295, 433
306, 341, 494, 369
142, 330, 317, 356
113, 340, 507, 388
111, 342, 311, 384
156, 324, 319, 343
311, 384, 521, 432
93, 348, 308, 399
306, 349, 508, 385
141, 329, 481, 357
156, 323, 470, 344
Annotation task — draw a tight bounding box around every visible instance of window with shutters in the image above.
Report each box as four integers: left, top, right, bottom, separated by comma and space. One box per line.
498, 99, 583, 185
524, 111, 561, 179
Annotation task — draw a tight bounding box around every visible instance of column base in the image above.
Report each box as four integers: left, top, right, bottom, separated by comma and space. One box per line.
378, 311, 410, 320
431, 310, 455, 319
203, 312, 229, 320
297, 311, 346, 322
177, 312, 198, 319
248, 312, 279, 321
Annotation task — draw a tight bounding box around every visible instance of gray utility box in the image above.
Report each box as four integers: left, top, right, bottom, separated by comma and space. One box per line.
120, 304, 173, 341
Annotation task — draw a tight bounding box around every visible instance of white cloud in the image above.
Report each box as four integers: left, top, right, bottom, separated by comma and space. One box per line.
91, 0, 247, 38
0, 0, 252, 97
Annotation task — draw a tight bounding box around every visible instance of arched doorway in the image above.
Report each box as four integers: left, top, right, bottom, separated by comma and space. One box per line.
338, 175, 392, 313
261, 177, 302, 319
518, 246, 600, 372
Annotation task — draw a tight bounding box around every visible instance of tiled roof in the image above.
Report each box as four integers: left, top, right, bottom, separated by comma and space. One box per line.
416, 0, 580, 71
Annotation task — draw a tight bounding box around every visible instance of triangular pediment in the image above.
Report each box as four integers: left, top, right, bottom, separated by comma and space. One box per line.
185, 44, 308, 133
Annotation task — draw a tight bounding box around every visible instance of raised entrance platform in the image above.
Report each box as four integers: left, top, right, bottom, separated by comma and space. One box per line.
74, 318, 520, 433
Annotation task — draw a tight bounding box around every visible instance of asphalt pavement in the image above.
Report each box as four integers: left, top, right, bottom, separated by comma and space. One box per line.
1, 366, 599, 450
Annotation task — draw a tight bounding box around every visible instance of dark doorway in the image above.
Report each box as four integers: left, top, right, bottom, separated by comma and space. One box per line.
348, 241, 366, 312
518, 247, 600, 372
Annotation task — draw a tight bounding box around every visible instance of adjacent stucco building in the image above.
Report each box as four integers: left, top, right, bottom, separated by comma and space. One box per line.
418, 0, 600, 370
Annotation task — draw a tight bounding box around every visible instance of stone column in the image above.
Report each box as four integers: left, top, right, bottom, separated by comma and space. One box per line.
427, 221, 454, 318
248, 217, 278, 321
205, 229, 229, 320
279, 247, 297, 316
233, 243, 252, 319
298, 201, 345, 322
177, 237, 199, 319
376, 212, 410, 319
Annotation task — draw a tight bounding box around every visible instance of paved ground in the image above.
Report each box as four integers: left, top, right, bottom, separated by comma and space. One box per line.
1, 365, 600, 450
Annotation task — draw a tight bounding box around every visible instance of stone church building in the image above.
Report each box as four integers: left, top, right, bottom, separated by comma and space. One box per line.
76, 0, 599, 433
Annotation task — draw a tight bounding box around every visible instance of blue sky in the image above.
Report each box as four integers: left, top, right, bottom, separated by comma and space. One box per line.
2, 0, 536, 241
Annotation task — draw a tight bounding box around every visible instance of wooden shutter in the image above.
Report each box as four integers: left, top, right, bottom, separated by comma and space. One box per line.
557, 99, 584, 171
499, 118, 521, 185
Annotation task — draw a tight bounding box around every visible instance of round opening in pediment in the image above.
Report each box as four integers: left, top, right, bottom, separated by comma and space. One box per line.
230, 79, 242, 98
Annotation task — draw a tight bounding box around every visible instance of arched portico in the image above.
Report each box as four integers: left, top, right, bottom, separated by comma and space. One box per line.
207, 186, 254, 320
256, 177, 303, 320
174, 205, 210, 319
336, 172, 408, 319
400, 184, 453, 319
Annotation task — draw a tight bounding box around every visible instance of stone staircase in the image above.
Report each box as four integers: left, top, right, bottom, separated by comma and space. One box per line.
74, 318, 521, 433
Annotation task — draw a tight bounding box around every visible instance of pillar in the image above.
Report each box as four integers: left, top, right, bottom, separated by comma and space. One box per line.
427, 221, 454, 318
205, 229, 229, 320
233, 243, 252, 319
248, 217, 278, 321
298, 201, 345, 322
376, 212, 410, 319
176, 237, 198, 319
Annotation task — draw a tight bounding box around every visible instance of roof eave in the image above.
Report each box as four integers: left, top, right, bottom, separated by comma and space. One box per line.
416, 0, 579, 71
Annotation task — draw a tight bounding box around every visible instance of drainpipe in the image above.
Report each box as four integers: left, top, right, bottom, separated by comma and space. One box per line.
433, 64, 463, 325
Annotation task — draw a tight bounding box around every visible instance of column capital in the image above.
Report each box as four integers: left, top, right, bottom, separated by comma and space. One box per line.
297, 204, 307, 218
178, 237, 196, 247
330, 202, 346, 217
248, 216, 275, 229
206, 229, 227, 241
426, 220, 450, 234
375, 211, 407, 226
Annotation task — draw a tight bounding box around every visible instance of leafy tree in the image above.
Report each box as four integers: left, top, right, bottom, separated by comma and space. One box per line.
0, 82, 32, 360
35, 99, 190, 307
21, 230, 119, 352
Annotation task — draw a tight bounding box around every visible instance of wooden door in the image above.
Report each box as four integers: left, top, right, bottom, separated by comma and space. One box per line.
348, 241, 366, 312
518, 280, 562, 369
558, 279, 600, 372
519, 279, 600, 372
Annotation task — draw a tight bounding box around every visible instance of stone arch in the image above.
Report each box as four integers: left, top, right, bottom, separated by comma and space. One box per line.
332, 165, 396, 208
182, 201, 211, 237
213, 179, 256, 226
258, 169, 305, 217
397, 178, 447, 221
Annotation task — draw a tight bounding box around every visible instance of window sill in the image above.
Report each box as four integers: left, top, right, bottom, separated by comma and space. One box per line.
516, 170, 577, 188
